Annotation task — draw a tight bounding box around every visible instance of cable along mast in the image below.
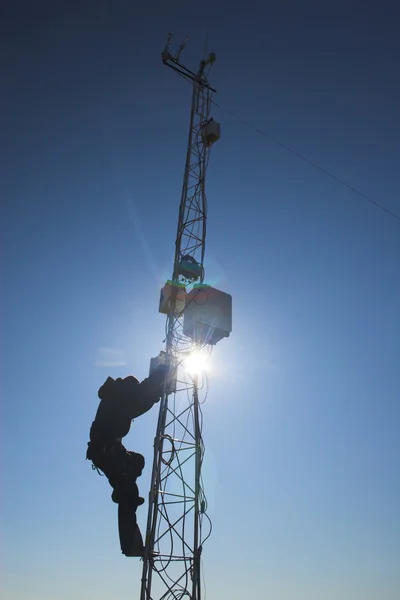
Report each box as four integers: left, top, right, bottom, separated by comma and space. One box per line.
140, 35, 232, 600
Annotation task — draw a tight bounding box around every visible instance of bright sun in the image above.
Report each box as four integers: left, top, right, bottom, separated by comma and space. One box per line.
183, 349, 209, 376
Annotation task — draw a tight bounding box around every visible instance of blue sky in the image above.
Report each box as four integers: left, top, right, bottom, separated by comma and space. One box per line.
2, 2, 399, 599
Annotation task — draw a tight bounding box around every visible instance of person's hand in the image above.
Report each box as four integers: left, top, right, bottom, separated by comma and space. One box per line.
149, 364, 169, 385
139, 365, 169, 404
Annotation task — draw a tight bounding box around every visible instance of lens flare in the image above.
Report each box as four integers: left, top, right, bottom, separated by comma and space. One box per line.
183, 349, 209, 376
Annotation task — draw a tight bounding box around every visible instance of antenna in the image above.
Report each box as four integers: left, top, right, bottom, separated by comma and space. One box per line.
176, 35, 189, 61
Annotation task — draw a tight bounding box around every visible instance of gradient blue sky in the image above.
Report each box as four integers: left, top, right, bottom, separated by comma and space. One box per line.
2, 2, 400, 599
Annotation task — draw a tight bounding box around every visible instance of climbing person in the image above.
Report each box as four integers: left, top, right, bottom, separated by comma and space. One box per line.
86, 366, 168, 557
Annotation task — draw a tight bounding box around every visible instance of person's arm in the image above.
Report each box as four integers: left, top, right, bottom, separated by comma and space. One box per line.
130, 366, 168, 419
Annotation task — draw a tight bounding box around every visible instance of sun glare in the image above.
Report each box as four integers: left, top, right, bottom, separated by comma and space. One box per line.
184, 349, 209, 376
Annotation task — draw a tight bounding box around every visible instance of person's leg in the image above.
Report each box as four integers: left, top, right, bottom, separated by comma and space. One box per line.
118, 498, 144, 556
111, 455, 145, 557
88, 441, 146, 556
89, 442, 140, 500
110, 449, 145, 503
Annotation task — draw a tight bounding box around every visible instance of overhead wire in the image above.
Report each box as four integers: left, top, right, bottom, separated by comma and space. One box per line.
150, 47, 397, 600
174, 59, 400, 222
211, 100, 400, 223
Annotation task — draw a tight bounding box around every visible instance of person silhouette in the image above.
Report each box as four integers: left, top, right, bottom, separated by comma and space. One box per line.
86, 366, 167, 556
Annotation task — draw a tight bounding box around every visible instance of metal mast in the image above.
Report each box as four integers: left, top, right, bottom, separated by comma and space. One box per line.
140, 35, 219, 600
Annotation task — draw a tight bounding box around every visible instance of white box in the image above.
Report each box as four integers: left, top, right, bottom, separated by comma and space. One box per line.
149, 351, 177, 394
159, 281, 186, 315
183, 284, 232, 345
201, 118, 221, 147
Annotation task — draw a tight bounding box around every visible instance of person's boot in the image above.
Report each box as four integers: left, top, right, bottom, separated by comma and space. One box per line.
122, 525, 145, 557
